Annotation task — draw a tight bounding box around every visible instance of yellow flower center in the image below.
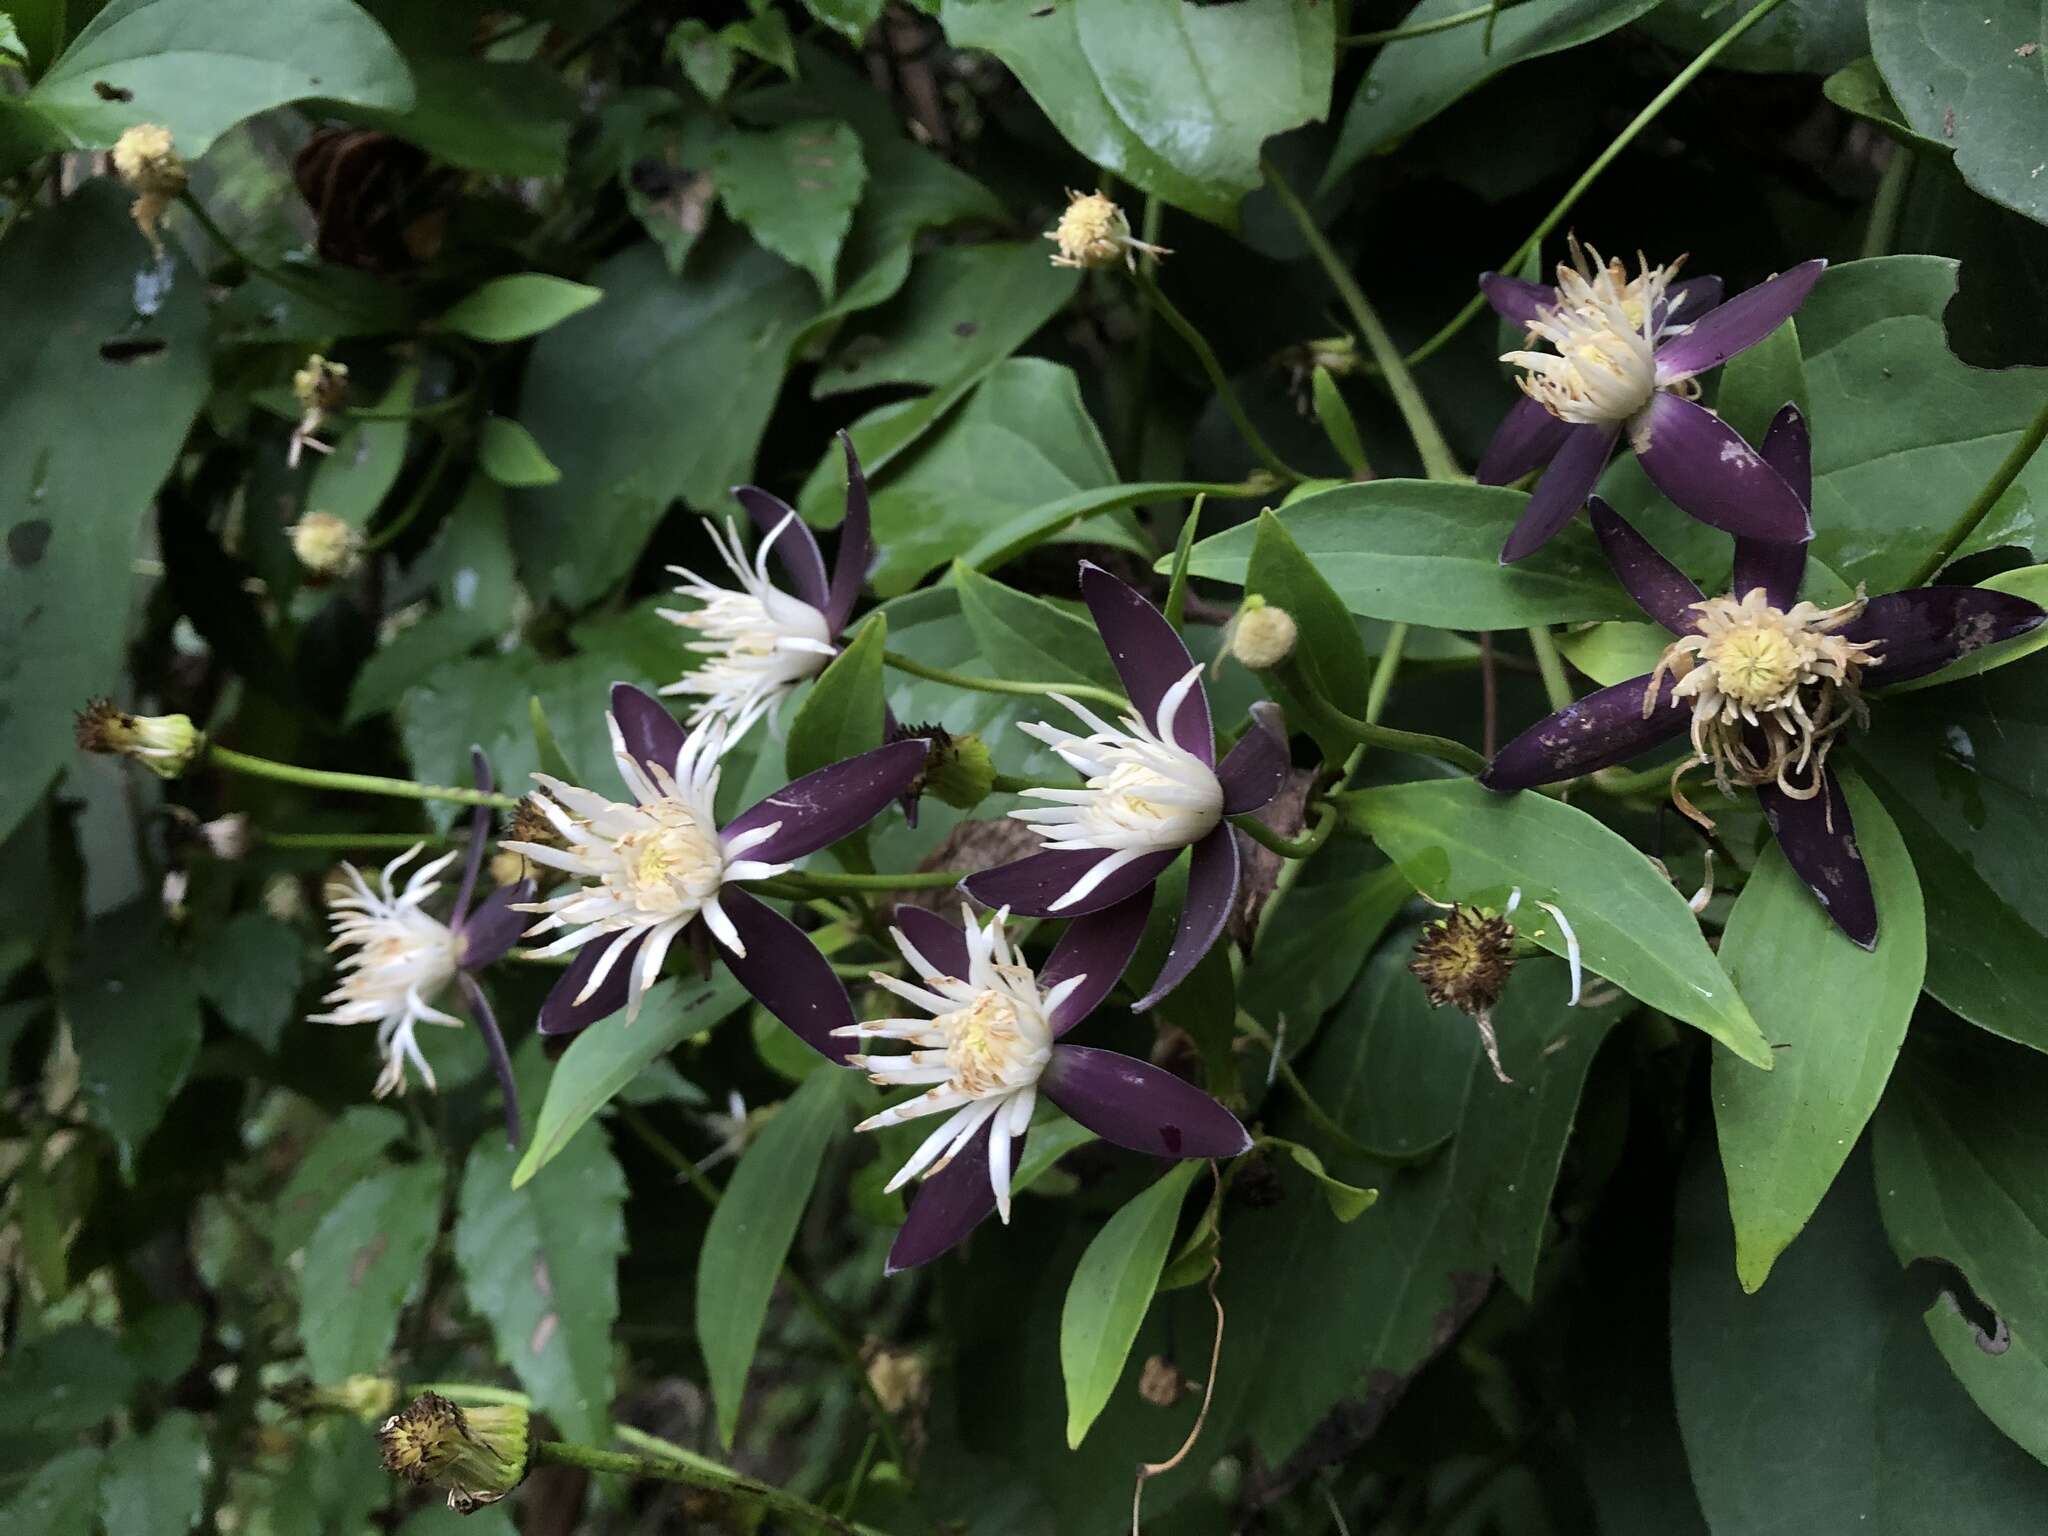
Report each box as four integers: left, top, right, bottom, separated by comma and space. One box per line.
945, 990, 1034, 1098
609, 804, 724, 915
1703, 622, 1806, 709
1501, 241, 1685, 427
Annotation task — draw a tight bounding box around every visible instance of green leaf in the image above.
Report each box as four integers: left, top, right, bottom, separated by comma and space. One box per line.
1712, 771, 1924, 1291
1323, 0, 1663, 191
1241, 858, 1408, 1047
0, 1447, 103, 1536
800, 0, 884, 42
1553, 620, 1670, 689
1177, 481, 1633, 629
516, 227, 817, 607
1244, 508, 1373, 756
63, 905, 203, 1173
697, 1068, 855, 1447
786, 612, 885, 781
1311, 366, 1369, 477
1870, 0, 2048, 226
0, 1327, 135, 1437
1858, 666, 2048, 1053
1923, 1294, 2048, 1471
942, 0, 1333, 225
478, 416, 561, 488
1714, 315, 1807, 448
441, 275, 603, 343
25, 0, 412, 157
514, 974, 749, 1187
193, 911, 304, 1051
1267, 1139, 1377, 1222
952, 564, 1125, 694
343, 56, 576, 176
837, 359, 1135, 596
1014, 1110, 1099, 1196
1344, 779, 1770, 1067
271, 1106, 408, 1260
98, 1410, 205, 1536
299, 1159, 444, 1384
1061, 1160, 1200, 1448
1824, 54, 1952, 154
1639, 0, 1870, 75
668, 19, 735, 99
455, 1128, 627, 1445
0, 184, 208, 844
1875, 1026, 2048, 1345
307, 367, 415, 527
712, 120, 866, 298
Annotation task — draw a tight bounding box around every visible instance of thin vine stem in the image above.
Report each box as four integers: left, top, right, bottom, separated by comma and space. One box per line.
1341, 0, 1534, 47
362, 433, 462, 554
882, 650, 1130, 714
531, 1439, 890, 1535
1380, 0, 1796, 374
176, 191, 374, 319
1273, 658, 1486, 772
264, 829, 450, 850
1525, 625, 1575, 713
1134, 266, 1310, 485
1232, 801, 1338, 860
1906, 393, 2048, 587
1860, 146, 1914, 262
207, 744, 520, 811
1262, 158, 1462, 483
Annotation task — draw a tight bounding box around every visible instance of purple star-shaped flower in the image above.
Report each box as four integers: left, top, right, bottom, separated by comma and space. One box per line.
1476, 244, 1827, 563
847, 898, 1250, 1273
507, 684, 926, 1057
960, 563, 1290, 1010
1481, 405, 2045, 947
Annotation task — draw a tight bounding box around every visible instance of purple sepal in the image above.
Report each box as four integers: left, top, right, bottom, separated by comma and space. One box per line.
891, 902, 974, 978
733, 485, 832, 614
1634, 392, 1812, 545
452, 747, 494, 927
716, 887, 857, 1061
826, 432, 873, 634
961, 848, 1175, 919
1479, 272, 1555, 328
537, 930, 647, 1038
1477, 394, 1573, 487
1042, 889, 1153, 1035
1850, 587, 2048, 687
720, 739, 931, 864
1131, 826, 1238, 1013
884, 1130, 1018, 1274
1661, 274, 1724, 329
1481, 673, 1688, 790
1653, 260, 1825, 384
1216, 701, 1289, 815
1588, 498, 1706, 634
1078, 561, 1213, 763
1733, 404, 1813, 608
610, 683, 688, 783
1040, 1045, 1252, 1159
458, 971, 522, 1149
1757, 768, 1876, 949
457, 881, 535, 972
1500, 421, 1616, 564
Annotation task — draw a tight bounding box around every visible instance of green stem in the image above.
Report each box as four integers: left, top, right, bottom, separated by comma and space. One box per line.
882, 650, 1130, 715
1385, 0, 1796, 373
1273, 658, 1485, 772
1341, 0, 1533, 45
362, 434, 461, 554
1860, 146, 1914, 262
1365, 624, 1409, 725
264, 830, 450, 850
1120, 195, 1165, 479
208, 744, 519, 810
1525, 626, 1574, 712
1134, 267, 1309, 485
1587, 756, 1688, 798
990, 771, 1074, 795
1261, 160, 1462, 483
1232, 802, 1338, 860
612, 1105, 911, 1475
1906, 392, 2048, 587
177, 191, 366, 317
530, 1440, 889, 1535
752, 868, 965, 901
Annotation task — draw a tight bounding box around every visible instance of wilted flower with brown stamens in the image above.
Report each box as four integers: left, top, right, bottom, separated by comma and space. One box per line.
1045, 189, 1169, 272
379, 1393, 529, 1512
76, 698, 204, 779
1410, 890, 1582, 1084
110, 123, 185, 251
288, 355, 349, 468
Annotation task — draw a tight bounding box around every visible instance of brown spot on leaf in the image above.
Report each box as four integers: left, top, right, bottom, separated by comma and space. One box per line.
100, 337, 166, 364
351, 1232, 390, 1286
8, 519, 51, 567
953, 320, 979, 338
93, 81, 134, 102
533, 1257, 554, 1300
530, 1312, 559, 1354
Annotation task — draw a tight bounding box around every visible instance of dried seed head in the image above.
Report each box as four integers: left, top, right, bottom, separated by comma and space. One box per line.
111, 124, 186, 196
1410, 906, 1517, 1019
378, 1393, 529, 1512
290, 512, 363, 578
505, 797, 566, 852
896, 721, 995, 811
75, 698, 205, 779
1045, 188, 1170, 272
1138, 1355, 1189, 1407
1227, 599, 1298, 670
291, 355, 350, 413
863, 1345, 928, 1415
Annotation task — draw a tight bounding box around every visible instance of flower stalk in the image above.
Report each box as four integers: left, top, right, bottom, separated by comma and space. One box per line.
206, 743, 520, 810
882, 649, 1131, 714
1268, 657, 1487, 772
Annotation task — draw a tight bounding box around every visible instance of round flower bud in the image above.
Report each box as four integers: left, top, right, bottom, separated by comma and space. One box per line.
379, 1393, 529, 1514
487, 848, 532, 888
1045, 188, 1170, 272
290, 512, 363, 578
111, 124, 186, 197
1228, 599, 1298, 670
925, 729, 995, 811
74, 698, 205, 779
1137, 1355, 1188, 1407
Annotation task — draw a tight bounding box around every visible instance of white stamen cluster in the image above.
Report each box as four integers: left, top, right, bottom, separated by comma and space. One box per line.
311, 845, 463, 1097
1647, 587, 1880, 800
505, 715, 789, 1021
844, 908, 1083, 1222
1502, 241, 1692, 427
660, 514, 838, 740
1009, 667, 1224, 912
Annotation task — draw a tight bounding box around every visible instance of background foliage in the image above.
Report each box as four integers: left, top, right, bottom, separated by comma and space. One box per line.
4, 0, 2048, 1532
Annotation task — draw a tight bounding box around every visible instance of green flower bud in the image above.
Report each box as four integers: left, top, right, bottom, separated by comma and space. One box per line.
75, 698, 205, 779
379, 1393, 530, 1513
1227, 596, 1298, 670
